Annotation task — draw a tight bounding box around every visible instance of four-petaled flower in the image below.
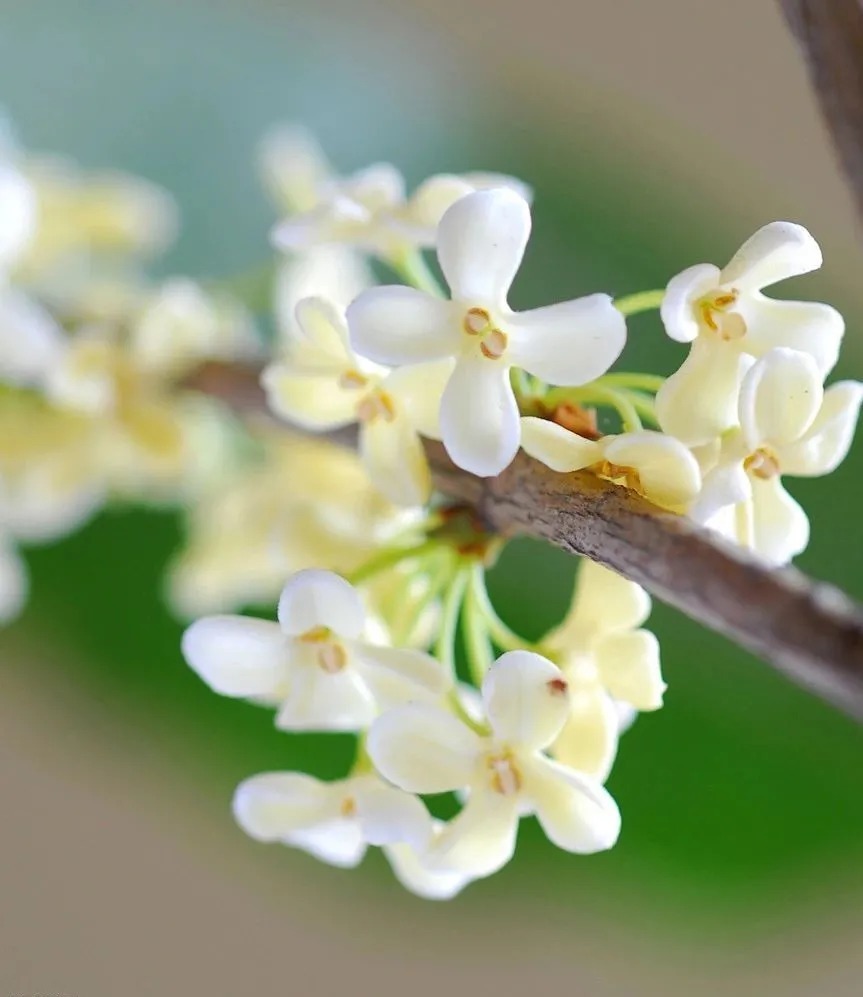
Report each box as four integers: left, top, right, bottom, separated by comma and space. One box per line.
182, 568, 446, 731
262, 296, 452, 506
656, 221, 844, 446
347, 188, 627, 476
368, 650, 621, 879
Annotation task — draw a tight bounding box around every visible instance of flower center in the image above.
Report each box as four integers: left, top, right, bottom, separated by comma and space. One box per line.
595, 459, 642, 493
462, 306, 508, 360
340, 796, 357, 818
298, 625, 348, 673
355, 388, 397, 424
698, 289, 746, 341
338, 369, 370, 391
744, 447, 781, 480
485, 750, 522, 796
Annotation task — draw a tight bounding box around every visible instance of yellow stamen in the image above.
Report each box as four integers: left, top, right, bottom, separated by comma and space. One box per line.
338, 369, 369, 390
486, 751, 522, 796
479, 328, 508, 360
463, 307, 491, 335
596, 459, 643, 493
744, 448, 781, 480
355, 389, 397, 423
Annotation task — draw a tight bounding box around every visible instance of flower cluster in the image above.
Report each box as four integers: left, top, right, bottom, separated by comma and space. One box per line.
1, 122, 859, 897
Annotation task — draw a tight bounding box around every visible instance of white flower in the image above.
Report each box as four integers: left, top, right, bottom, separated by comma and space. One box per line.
263, 296, 452, 506
692, 348, 863, 565
0, 536, 27, 625
257, 123, 334, 215
272, 162, 532, 261
0, 159, 36, 270
368, 650, 621, 879
0, 288, 66, 388
182, 568, 447, 731
348, 189, 627, 476
543, 560, 664, 781
656, 222, 844, 445
520, 418, 701, 511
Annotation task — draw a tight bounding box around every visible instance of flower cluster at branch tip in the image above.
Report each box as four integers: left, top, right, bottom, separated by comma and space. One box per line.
1, 121, 860, 897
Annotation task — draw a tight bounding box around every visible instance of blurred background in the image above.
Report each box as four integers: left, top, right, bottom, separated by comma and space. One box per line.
3, 0, 863, 993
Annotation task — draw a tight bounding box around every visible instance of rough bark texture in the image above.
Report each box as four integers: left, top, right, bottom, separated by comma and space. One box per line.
780, 0, 863, 222
190, 361, 863, 721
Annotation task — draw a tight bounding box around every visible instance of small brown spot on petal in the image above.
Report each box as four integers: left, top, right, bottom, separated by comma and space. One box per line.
547, 677, 568, 696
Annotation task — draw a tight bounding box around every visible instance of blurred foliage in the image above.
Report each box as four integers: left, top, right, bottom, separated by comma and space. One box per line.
3, 0, 863, 936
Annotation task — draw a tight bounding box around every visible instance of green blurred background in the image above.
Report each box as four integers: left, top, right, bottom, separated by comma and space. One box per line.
3, 0, 863, 993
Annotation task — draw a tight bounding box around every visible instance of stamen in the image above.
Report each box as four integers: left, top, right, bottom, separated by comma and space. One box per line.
479, 328, 508, 360
486, 751, 522, 796
596, 459, 643, 493
699, 288, 746, 340
317, 642, 348, 673
299, 625, 331, 643
340, 796, 357, 818
463, 307, 492, 335
355, 389, 397, 423
338, 369, 369, 390
551, 402, 600, 440
744, 448, 780, 480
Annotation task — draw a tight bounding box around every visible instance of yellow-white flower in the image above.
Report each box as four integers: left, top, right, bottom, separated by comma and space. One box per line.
348, 189, 627, 476
0, 158, 36, 270
272, 160, 532, 261
263, 296, 452, 506
182, 569, 446, 731
0, 288, 66, 388
543, 560, 664, 781
368, 651, 621, 879
692, 348, 863, 565
656, 222, 844, 445
520, 418, 701, 511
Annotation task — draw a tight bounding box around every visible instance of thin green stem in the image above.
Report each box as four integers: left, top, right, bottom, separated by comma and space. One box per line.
392, 551, 456, 646
346, 539, 443, 587
463, 580, 495, 685
435, 568, 471, 681
596, 372, 666, 393
469, 564, 539, 653
614, 289, 665, 317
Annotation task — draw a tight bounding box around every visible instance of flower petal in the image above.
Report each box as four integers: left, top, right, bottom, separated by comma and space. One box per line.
347, 286, 460, 366
720, 221, 822, 291
749, 476, 809, 566
277, 569, 365, 637
367, 703, 480, 794
738, 297, 843, 378
0, 162, 35, 268
354, 775, 432, 850
781, 380, 863, 476
482, 651, 571, 750
384, 359, 454, 439
436, 188, 530, 306
549, 559, 650, 648
0, 540, 27, 624
507, 294, 626, 385
351, 640, 447, 709
737, 347, 822, 451
359, 412, 431, 507
286, 820, 367, 868
181, 616, 289, 698
602, 431, 701, 510
384, 840, 474, 899
655, 336, 746, 445
519, 417, 602, 473
594, 629, 665, 710
275, 664, 377, 731
292, 296, 354, 368
439, 356, 520, 476
690, 456, 751, 524
524, 755, 621, 854
551, 688, 620, 782
660, 264, 720, 343
427, 790, 519, 878
0, 290, 66, 388
233, 772, 334, 841
262, 363, 359, 430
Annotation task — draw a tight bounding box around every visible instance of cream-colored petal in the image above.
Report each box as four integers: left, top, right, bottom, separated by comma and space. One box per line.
551, 688, 620, 783
439, 356, 520, 476
689, 456, 751, 525
257, 122, 332, 213
737, 347, 822, 451
524, 755, 621, 854
0, 162, 35, 268
292, 295, 355, 368
520, 417, 602, 473
427, 790, 519, 878
506, 294, 626, 385
354, 775, 432, 850
436, 188, 530, 307
367, 703, 481, 794
0, 290, 66, 387
262, 363, 358, 430
482, 651, 571, 750
181, 616, 290, 698
275, 664, 377, 732
550, 559, 650, 648
232, 772, 335, 841
660, 263, 720, 343
749, 476, 809, 566
351, 640, 447, 710
285, 820, 367, 868
277, 568, 365, 637
602, 431, 701, 510
720, 221, 822, 291
383, 359, 454, 439
594, 629, 665, 710
655, 336, 746, 446
384, 839, 474, 900
780, 381, 863, 477
359, 413, 431, 507
347, 286, 460, 366
738, 297, 843, 378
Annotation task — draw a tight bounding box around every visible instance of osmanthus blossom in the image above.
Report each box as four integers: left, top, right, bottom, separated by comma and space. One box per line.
656, 221, 844, 446
0, 157, 36, 270
692, 347, 863, 566
348, 188, 627, 476
234, 770, 473, 899
182, 569, 446, 731
368, 651, 621, 879
520, 418, 701, 512
543, 560, 664, 781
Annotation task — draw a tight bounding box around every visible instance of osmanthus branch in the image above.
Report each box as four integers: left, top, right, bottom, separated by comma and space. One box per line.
188, 361, 863, 722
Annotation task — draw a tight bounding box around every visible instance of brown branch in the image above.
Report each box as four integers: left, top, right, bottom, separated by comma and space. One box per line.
779, 0, 863, 222
190, 361, 863, 722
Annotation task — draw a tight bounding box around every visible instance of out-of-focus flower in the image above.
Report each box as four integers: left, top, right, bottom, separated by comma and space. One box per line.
520, 419, 701, 511
693, 348, 863, 565
349, 189, 626, 476
0, 158, 36, 271
368, 650, 621, 879
182, 568, 446, 730
263, 296, 452, 505
543, 560, 663, 781
0, 535, 27, 624
656, 222, 844, 445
